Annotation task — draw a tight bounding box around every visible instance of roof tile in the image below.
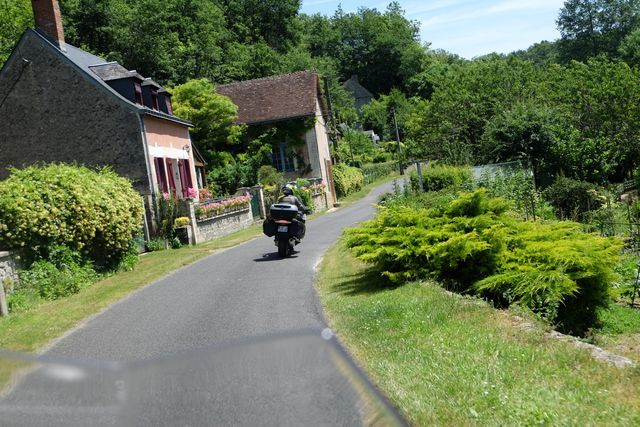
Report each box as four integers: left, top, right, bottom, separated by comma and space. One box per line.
216, 71, 320, 125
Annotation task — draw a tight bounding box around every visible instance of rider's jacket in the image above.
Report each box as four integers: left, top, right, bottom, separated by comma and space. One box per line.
278, 195, 305, 210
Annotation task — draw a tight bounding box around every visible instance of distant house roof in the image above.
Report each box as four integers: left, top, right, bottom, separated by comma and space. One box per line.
216, 70, 324, 125
343, 75, 374, 112
24, 29, 190, 126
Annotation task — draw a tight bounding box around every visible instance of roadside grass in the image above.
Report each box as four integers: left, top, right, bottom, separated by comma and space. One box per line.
316, 240, 640, 426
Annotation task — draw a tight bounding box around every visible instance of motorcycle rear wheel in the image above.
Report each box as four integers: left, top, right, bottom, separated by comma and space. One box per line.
277, 238, 289, 258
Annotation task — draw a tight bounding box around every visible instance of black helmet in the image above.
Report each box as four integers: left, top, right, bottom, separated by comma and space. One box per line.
282, 186, 293, 196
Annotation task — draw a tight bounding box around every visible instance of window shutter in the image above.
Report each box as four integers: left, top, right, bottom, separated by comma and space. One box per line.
166, 159, 176, 194
154, 157, 167, 193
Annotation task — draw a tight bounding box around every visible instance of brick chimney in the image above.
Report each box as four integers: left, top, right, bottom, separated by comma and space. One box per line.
31, 0, 66, 52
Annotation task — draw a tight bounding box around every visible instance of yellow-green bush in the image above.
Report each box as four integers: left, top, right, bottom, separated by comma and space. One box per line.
345, 189, 621, 334
333, 163, 364, 197
0, 164, 143, 269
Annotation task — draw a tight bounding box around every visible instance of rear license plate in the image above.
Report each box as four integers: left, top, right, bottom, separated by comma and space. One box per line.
277, 226, 288, 232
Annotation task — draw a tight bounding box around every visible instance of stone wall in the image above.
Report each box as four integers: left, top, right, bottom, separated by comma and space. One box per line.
0, 251, 18, 315
0, 251, 18, 284
311, 191, 328, 213
195, 208, 253, 243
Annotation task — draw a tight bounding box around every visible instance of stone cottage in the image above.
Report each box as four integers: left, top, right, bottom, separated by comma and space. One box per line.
216, 71, 336, 203
0, 0, 201, 237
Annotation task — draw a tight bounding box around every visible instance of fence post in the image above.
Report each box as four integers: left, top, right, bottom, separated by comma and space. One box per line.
187, 199, 199, 245
0, 281, 7, 317
415, 161, 424, 192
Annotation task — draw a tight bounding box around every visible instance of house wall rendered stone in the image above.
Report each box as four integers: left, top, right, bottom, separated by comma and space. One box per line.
0, 31, 151, 194
143, 116, 198, 198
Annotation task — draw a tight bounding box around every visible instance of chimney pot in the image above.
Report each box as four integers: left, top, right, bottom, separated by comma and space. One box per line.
31, 0, 66, 52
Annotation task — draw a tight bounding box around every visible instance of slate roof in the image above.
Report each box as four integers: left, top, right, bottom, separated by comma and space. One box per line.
216, 71, 323, 125
89, 62, 144, 82
343, 75, 374, 100
25, 29, 189, 126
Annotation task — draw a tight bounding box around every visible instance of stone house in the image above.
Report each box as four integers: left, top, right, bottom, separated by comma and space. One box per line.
216, 71, 336, 203
343, 74, 374, 113
0, 0, 201, 236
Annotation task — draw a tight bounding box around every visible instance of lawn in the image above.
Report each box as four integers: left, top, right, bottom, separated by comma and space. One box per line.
316, 240, 640, 426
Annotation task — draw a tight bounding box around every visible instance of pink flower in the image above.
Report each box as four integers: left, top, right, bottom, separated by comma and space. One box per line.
187, 187, 198, 198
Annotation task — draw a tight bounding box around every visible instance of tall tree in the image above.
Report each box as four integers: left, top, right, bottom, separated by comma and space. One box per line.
0, 0, 32, 66
557, 0, 640, 62
170, 78, 243, 162
219, 0, 301, 52
325, 2, 424, 95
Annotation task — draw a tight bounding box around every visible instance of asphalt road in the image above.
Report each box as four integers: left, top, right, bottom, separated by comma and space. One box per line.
1, 181, 403, 426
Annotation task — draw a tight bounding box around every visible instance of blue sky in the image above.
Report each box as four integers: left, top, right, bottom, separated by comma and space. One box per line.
300, 0, 566, 59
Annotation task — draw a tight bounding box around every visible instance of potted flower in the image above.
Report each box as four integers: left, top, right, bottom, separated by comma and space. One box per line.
174, 216, 191, 245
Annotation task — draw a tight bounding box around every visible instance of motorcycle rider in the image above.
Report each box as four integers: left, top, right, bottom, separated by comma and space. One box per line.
277, 186, 309, 239
278, 186, 306, 213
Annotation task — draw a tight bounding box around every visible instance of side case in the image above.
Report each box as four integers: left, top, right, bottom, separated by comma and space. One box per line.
263, 218, 277, 237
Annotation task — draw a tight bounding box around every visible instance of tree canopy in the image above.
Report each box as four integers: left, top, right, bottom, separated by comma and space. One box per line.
4, 1, 640, 188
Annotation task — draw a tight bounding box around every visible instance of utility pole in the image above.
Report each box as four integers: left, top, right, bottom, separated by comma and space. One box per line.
391, 107, 403, 175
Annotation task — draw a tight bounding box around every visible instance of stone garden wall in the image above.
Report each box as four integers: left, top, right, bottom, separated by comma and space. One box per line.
195, 208, 253, 243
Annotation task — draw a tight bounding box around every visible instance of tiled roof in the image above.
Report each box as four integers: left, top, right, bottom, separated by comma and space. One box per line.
216, 71, 321, 125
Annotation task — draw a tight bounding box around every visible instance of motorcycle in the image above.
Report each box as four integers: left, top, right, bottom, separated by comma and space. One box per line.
263, 203, 312, 258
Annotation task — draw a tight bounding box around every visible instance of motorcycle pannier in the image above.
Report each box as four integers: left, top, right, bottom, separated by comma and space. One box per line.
263, 218, 277, 237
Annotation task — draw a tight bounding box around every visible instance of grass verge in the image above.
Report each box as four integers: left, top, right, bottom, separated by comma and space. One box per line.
591, 304, 640, 361
316, 240, 640, 426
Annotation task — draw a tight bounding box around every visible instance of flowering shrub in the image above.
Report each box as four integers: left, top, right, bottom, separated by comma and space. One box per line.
187, 187, 198, 199
174, 217, 190, 227
0, 164, 143, 269
199, 188, 212, 200
196, 195, 251, 220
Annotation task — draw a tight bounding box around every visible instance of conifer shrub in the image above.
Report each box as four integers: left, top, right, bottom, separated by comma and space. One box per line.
333, 163, 364, 197
345, 189, 621, 333
0, 164, 143, 269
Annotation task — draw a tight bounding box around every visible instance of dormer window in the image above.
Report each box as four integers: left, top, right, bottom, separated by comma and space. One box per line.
151, 89, 160, 110
134, 82, 143, 105
165, 97, 173, 114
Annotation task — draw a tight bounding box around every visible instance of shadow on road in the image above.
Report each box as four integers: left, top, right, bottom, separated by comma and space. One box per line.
253, 252, 299, 262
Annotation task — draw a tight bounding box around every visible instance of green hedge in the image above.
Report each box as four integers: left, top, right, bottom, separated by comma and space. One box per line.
333, 163, 364, 198
360, 161, 397, 185
0, 164, 143, 269
410, 164, 472, 192
345, 189, 621, 335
